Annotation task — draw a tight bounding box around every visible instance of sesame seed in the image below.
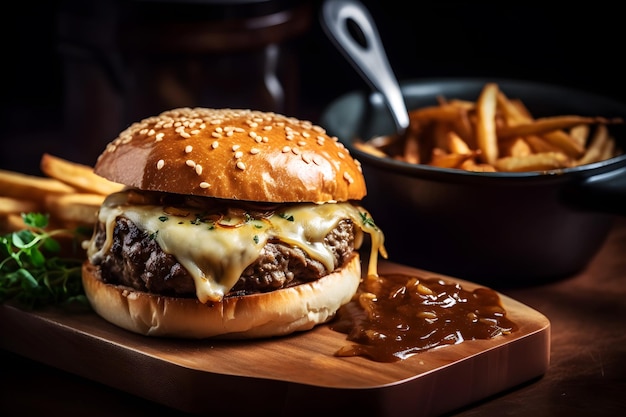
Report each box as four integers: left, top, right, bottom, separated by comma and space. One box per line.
249, 131, 257, 138
147, 129, 155, 136
155, 132, 165, 141
343, 172, 354, 184
199, 182, 210, 188
234, 151, 243, 159
185, 145, 193, 153
282, 146, 291, 153
195, 164, 203, 175
301, 153, 312, 164
250, 148, 260, 155
236, 161, 246, 170
186, 160, 196, 167
156, 159, 165, 170
263, 125, 272, 131
338, 152, 345, 159
292, 147, 301, 155
302, 132, 310, 138
190, 129, 200, 135
254, 136, 263, 143
232, 144, 240, 151
211, 141, 219, 149
211, 132, 221, 138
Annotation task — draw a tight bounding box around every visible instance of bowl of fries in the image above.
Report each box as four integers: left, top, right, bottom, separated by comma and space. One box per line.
321, 78, 626, 286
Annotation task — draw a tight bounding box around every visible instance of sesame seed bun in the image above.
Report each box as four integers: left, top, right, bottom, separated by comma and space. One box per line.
94, 108, 366, 203
82, 254, 362, 339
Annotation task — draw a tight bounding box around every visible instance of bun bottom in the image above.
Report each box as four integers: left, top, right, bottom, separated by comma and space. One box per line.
81, 254, 361, 339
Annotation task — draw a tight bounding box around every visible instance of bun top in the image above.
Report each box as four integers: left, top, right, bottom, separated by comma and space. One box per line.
94, 108, 366, 203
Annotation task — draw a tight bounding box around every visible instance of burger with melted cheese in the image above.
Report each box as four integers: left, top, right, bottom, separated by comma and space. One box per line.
82, 108, 386, 339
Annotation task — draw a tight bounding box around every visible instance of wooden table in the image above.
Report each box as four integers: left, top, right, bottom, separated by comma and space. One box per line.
1, 217, 624, 417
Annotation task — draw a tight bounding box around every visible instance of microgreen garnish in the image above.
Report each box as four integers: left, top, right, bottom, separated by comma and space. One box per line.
359, 212, 378, 230
279, 213, 294, 222
0, 213, 89, 309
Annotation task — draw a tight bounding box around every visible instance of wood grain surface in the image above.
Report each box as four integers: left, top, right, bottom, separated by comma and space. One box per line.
0, 261, 550, 417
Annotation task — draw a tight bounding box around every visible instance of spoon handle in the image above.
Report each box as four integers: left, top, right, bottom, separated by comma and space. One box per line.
321, 0, 409, 134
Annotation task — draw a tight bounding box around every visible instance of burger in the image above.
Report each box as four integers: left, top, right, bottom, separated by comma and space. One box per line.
82, 108, 386, 339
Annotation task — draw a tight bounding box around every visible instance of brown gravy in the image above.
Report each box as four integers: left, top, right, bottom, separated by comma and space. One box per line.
330, 273, 518, 362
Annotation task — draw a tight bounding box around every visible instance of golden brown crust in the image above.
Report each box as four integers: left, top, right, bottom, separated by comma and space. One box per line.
94, 108, 366, 203
81, 254, 362, 339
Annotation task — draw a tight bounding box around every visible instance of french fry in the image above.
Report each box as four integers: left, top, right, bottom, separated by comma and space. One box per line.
501, 137, 532, 158
40, 153, 124, 196
44, 193, 106, 226
495, 152, 571, 172
432, 121, 452, 150
0, 196, 42, 215
496, 91, 531, 126
452, 106, 475, 146
0, 213, 28, 233
459, 159, 497, 172
525, 135, 562, 153
430, 148, 475, 169
0, 169, 76, 201
497, 115, 616, 139
446, 131, 472, 154
354, 141, 389, 158
569, 124, 590, 147
601, 137, 616, 161
577, 124, 609, 165
542, 130, 585, 158
510, 99, 533, 120
408, 103, 467, 123
403, 135, 420, 164
475, 83, 500, 165
447, 99, 475, 110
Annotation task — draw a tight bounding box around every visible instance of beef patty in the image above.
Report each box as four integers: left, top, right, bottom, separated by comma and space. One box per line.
91, 216, 356, 298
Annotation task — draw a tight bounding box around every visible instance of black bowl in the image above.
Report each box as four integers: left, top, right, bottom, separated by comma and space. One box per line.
321, 78, 626, 288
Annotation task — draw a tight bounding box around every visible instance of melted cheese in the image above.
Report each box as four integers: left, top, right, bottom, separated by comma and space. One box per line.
87, 191, 386, 303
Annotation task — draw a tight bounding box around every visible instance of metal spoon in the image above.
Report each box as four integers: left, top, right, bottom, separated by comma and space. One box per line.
321, 0, 409, 136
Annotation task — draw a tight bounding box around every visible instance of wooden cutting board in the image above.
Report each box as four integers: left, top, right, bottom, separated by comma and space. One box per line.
0, 261, 550, 417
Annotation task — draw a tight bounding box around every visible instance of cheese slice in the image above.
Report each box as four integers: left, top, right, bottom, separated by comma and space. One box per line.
87, 190, 386, 303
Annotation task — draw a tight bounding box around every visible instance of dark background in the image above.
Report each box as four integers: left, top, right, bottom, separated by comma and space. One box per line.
2, 0, 625, 175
